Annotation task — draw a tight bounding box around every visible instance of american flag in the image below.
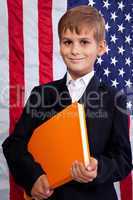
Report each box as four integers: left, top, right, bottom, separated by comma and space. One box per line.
0, 0, 132, 200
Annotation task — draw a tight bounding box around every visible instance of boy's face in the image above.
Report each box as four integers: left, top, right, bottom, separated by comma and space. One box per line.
60, 27, 106, 79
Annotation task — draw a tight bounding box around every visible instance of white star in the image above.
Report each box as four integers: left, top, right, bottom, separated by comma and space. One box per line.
111, 79, 119, 88
106, 45, 111, 54
97, 57, 103, 65
111, 57, 118, 66
125, 13, 132, 22
118, 68, 125, 77
125, 57, 131, 66
103, 0, 110, 9
88, 0, 95, 7
127, 101, 132, 110
125, 79, 133, 88
105, 22, 111, 31
118, 46, 125, 55
125, 35, 132, 45
118, 24, 125, 33
118, 1, 125, 11
111, 12, 118, 21
111, 34, 118, 44
104, 67, 111, 77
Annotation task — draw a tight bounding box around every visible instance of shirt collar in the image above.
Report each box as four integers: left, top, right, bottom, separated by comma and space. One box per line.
66, 70, 94, 87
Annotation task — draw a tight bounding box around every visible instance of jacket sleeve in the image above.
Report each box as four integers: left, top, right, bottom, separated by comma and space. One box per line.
2, 87, 45, 196
93, 92, 132, 184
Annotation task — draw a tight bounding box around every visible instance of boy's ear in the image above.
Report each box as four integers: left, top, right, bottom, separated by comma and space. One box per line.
97, 40, 107, 56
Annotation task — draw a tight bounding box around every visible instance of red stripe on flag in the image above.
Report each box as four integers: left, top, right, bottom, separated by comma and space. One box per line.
38, 0, 53, 84
120, 116, 132, 200
120, 174, 132, 200
8, 0, 25, 200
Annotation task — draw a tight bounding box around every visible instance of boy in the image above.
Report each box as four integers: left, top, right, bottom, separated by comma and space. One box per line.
2, 5, 132, 200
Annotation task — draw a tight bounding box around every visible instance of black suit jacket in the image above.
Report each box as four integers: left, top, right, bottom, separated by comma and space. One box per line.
2, 75, 132, 200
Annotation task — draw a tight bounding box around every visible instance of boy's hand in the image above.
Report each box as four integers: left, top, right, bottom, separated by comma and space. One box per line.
71, 157, 98, 183
31, 174, 54, 200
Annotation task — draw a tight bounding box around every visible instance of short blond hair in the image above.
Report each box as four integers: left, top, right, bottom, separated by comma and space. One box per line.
58, 5, 106, 43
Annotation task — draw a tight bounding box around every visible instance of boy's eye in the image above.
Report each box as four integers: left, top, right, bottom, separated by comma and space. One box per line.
63, 40, 72, 45
80, 40, 90, 45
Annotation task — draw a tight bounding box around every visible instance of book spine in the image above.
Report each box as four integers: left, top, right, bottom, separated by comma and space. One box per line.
78, 103, 90, 166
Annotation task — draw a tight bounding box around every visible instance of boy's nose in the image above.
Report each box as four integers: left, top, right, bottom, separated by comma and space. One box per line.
71, 44, 80, 55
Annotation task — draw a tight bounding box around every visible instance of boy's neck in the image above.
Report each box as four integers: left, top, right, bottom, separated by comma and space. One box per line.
67, 70, 94, 80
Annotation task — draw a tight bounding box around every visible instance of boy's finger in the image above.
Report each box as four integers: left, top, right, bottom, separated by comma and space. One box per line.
71, 161, 93, 182
86, 157, 98, 171
78, 162, 97, 180
71, 161, 87, 182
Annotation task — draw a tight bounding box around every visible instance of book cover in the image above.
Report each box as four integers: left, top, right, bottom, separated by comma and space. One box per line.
27, 102, 90, 190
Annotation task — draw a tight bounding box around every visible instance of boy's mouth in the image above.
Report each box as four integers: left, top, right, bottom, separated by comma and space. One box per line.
68, 57, 85, 62
69, 57, 84, 60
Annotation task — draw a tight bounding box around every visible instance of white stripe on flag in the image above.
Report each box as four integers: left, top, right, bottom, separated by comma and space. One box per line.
0, 1, 10, 200
52, 0, 67, 81
23, 0, 39, 103
114, 182, 121, 200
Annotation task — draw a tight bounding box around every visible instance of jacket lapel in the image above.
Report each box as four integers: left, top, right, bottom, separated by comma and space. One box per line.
78, 75, 100, 106
55, 74, 72, 108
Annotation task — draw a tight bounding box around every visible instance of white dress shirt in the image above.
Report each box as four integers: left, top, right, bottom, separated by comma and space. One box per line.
66, 71, 94, 102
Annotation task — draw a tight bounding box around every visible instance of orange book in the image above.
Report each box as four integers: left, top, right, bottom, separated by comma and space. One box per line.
25, 102, 90, 199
